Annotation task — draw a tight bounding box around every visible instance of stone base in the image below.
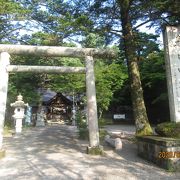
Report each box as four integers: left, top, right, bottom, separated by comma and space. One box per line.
0, 149, 6, 159
137, 136, 180, 172
87, 145, 104, 155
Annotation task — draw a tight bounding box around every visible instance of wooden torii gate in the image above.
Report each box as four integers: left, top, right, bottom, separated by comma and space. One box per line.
0, 44, 116, 154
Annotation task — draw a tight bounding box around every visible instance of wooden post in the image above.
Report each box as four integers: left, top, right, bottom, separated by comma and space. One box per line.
85, 56, 101, 151
0, 52, 10, 150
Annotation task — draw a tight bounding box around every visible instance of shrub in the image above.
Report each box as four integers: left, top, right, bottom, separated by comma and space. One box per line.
155, 122, 180, 138
99, 129, 108, 141
76, 110, 87, 128
98, 118, 106, 128
78, 128, 89, 140
75, 110, 88, 139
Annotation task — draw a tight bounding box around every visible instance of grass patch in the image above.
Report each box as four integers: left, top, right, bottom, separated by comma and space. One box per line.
87, 146, 104, 155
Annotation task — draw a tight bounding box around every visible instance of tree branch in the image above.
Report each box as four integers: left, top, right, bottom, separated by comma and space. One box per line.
133, 19, 153, 30
110, 30, 122, 37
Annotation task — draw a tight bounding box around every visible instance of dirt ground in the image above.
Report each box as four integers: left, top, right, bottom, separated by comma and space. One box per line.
0, 124, 179, 180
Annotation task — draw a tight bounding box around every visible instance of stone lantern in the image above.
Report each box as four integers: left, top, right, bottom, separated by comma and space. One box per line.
11, 94, 28, 134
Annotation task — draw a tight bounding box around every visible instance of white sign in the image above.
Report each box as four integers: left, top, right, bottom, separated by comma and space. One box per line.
113, 114, 125, 119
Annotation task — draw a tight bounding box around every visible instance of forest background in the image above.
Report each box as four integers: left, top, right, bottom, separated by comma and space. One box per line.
1, 0, 180, 134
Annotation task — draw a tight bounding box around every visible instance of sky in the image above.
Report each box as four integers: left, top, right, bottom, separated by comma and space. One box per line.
16, 19, 164, 48
138, 24, 163, 48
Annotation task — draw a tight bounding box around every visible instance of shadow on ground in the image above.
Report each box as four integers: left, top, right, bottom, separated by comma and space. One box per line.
0, 125, 179, 180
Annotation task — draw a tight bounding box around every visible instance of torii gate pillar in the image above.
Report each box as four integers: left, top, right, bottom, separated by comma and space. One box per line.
85, 56, 103, 154
0, 52, 10, 153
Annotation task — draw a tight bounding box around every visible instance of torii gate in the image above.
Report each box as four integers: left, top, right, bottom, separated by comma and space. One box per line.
0, 44, 116, 154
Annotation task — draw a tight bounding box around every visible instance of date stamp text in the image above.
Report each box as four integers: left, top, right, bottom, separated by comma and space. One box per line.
159, 152, 180, 159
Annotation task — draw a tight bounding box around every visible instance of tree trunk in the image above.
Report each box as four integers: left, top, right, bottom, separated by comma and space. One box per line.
118, 0, 153, 135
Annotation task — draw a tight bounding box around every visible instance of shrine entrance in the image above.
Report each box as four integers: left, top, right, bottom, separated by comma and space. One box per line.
0, 44, 115, 153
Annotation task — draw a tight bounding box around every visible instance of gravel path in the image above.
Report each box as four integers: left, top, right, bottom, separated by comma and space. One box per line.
0, 124, 179, 180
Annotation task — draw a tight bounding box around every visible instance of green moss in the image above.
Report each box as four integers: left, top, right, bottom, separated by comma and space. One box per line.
155, 122, 180, 138
87, 146, 104, 155
136, 123, 153, 136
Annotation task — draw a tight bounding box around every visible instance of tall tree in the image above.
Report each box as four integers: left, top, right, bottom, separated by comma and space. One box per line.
0, 0, 28, 42
79, 0, 179, 135
117, 0, 153, 135
117, 0, 179, 134
140, 50, 169, 123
